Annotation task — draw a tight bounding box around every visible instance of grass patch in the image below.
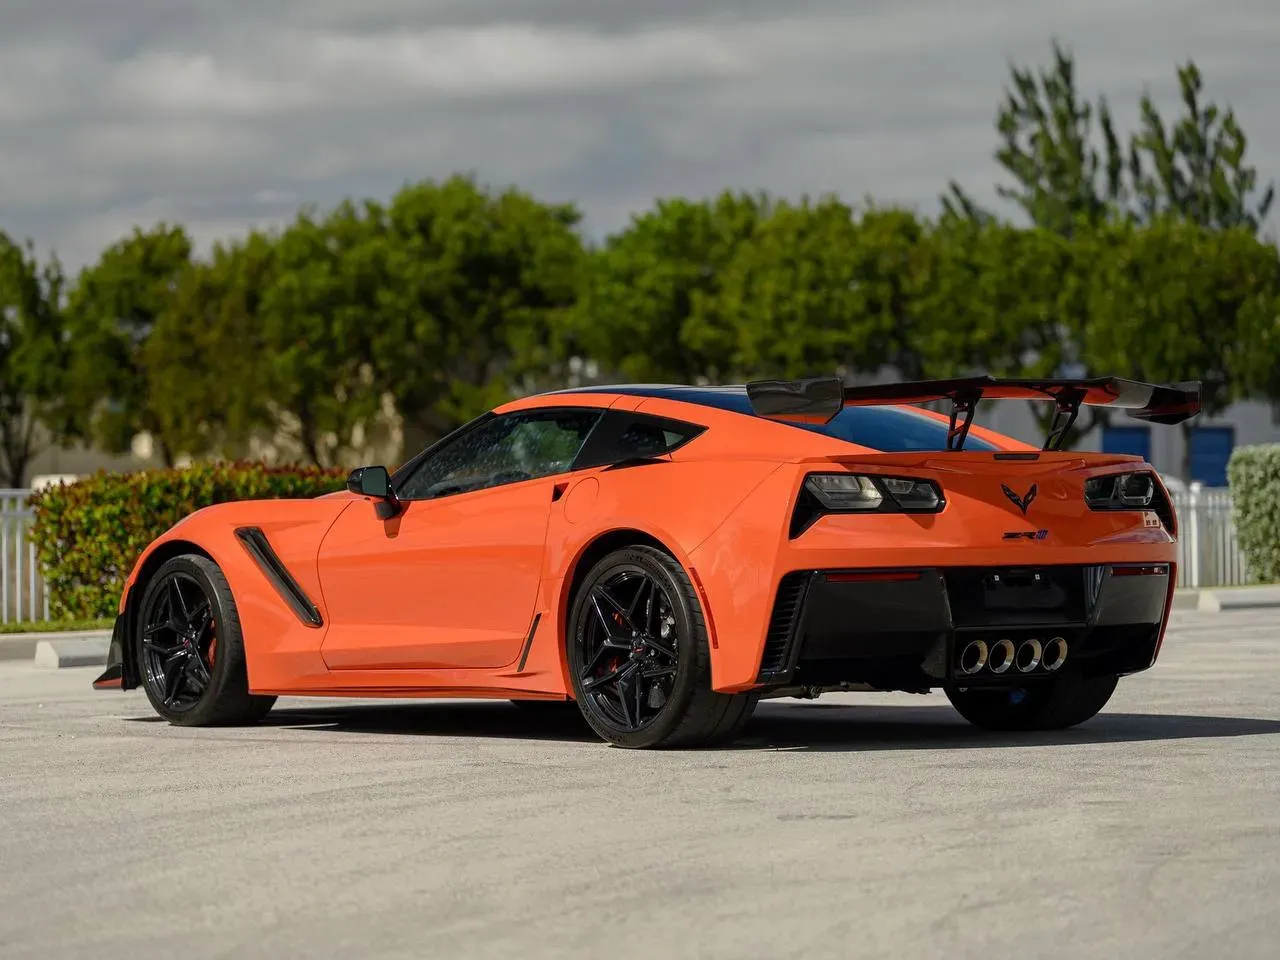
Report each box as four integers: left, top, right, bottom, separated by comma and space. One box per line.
0, 617, 113, 634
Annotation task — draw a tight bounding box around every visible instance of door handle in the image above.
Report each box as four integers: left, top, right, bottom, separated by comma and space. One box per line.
552, 482, 568, 502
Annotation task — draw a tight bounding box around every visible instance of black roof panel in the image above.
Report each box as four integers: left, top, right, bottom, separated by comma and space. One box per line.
555, 384, 1000, 452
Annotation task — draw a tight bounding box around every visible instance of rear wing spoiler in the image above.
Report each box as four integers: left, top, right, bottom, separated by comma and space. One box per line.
744, 375, 1202, 451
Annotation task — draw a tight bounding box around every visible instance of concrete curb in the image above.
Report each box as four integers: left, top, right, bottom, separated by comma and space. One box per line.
34, 636, 111, 669
0, 637, 41, 662
1195, 586, 1280, 613
0, 630, 111, 663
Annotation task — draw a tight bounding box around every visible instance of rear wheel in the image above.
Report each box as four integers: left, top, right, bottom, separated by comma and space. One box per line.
136, 555, 276, 726
944, 670, 1118, 731
568, 545, 756, 749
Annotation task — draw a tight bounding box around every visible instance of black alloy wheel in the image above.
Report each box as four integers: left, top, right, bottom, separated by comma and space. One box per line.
140, 571, 217, 713
577, 567, 681, 731
568, 545, 757, 748
136, 554, 276, 726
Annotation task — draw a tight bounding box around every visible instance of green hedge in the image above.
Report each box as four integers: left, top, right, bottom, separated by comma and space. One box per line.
30, 462, 347, 619
1227, 444, 1280, 584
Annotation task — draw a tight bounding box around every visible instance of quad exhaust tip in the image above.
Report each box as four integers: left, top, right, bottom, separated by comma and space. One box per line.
1043, 637, 1068, 672
1015, 639, 1042, 673
959, 640, 988, 675
958, 636, 1069, 676
988, 639, 1015, 675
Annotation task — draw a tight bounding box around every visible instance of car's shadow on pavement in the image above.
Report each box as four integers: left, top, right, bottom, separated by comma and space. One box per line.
731, 703, 1280, 752
247, 700, 1280, 751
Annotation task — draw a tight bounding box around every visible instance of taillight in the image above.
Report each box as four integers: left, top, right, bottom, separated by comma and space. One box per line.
1084, 471, 1156, 508
1084, 470, 1176, 535
1110, 564, 1170, 576
803, 473, 944, 513
791, 472, 945, 537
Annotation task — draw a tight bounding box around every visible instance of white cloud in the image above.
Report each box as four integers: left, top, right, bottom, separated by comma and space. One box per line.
0, 0, 1277, 269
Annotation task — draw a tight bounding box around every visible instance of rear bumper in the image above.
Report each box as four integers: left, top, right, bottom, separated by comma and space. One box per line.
757, 562, 1174, 690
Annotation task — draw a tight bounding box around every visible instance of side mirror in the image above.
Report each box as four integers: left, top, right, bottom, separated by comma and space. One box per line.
347, 466, 401, 519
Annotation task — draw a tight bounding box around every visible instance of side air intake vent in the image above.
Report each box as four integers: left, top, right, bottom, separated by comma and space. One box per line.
757, 572, 811, 681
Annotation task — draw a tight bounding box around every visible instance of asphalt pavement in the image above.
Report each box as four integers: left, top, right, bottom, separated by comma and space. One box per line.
1, 608, 1277, 960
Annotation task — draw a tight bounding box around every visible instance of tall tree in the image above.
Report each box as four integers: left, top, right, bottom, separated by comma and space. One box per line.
947, 41, 1275, 234
0, 234, 69, 486
63, 225, 193, 465
1128, 62, 1276, 231
943, 40, 1125, 234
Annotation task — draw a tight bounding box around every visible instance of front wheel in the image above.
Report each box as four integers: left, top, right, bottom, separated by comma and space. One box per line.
567, 545, 756, 748
945, 670, 1119, 732
136, 554, 276, 726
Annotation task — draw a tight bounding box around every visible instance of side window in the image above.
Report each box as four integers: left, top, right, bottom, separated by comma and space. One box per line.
616, 421, 690, 457
397, 409, 602, 500
573, 412, 706, 469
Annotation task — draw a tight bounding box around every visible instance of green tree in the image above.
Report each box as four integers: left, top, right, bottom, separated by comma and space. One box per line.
373, 176, 585, 449
711, 199, 925, 381
913, 218, 1092, 435
0, 234, 69, 486
844, 208, 935, 382
143, 233, 279, 460
1129, 62, 1275, 231
254, 205, 388, 467
1081, 221, 1280, 480
943, 40, 1125, 234
947, 41, 1274, 234
63, 224, 193, 465
570, 192, 767, 385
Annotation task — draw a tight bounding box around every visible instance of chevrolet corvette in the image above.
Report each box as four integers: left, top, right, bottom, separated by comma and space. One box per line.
94, 375, 1200, 748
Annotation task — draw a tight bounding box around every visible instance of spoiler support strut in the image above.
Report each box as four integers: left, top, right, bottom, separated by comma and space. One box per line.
946, 388, 980, 451
1043, 390, 1085, 452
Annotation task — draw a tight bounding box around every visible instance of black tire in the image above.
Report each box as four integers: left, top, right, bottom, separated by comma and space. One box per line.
944, 670, 1119, 732
136, 554, 276, 726
567, 545, 756, 748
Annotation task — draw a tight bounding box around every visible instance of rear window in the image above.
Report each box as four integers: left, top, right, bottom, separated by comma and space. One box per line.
804, 405, 1000, 452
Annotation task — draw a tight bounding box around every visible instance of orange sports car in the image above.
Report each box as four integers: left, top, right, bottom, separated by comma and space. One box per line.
94, 375, 1200, 748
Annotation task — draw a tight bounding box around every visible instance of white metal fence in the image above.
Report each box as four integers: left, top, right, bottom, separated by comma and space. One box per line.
1169, 487, 1251, 589
0, 490, 50, 624
0, 483, 1258, 624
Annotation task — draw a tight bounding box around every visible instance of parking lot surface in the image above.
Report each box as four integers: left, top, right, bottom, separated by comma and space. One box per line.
1, 608, 1277, 960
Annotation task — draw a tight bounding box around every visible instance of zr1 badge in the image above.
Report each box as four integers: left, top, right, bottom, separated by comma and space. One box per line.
1143, 512, 1162, 528
1003, 529, 1049, 540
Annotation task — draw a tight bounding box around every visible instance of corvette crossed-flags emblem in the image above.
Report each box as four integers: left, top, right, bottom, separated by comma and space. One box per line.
1001, 483, 1038, 516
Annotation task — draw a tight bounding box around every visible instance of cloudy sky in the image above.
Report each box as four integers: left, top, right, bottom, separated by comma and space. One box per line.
2, 0, 1278, 269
